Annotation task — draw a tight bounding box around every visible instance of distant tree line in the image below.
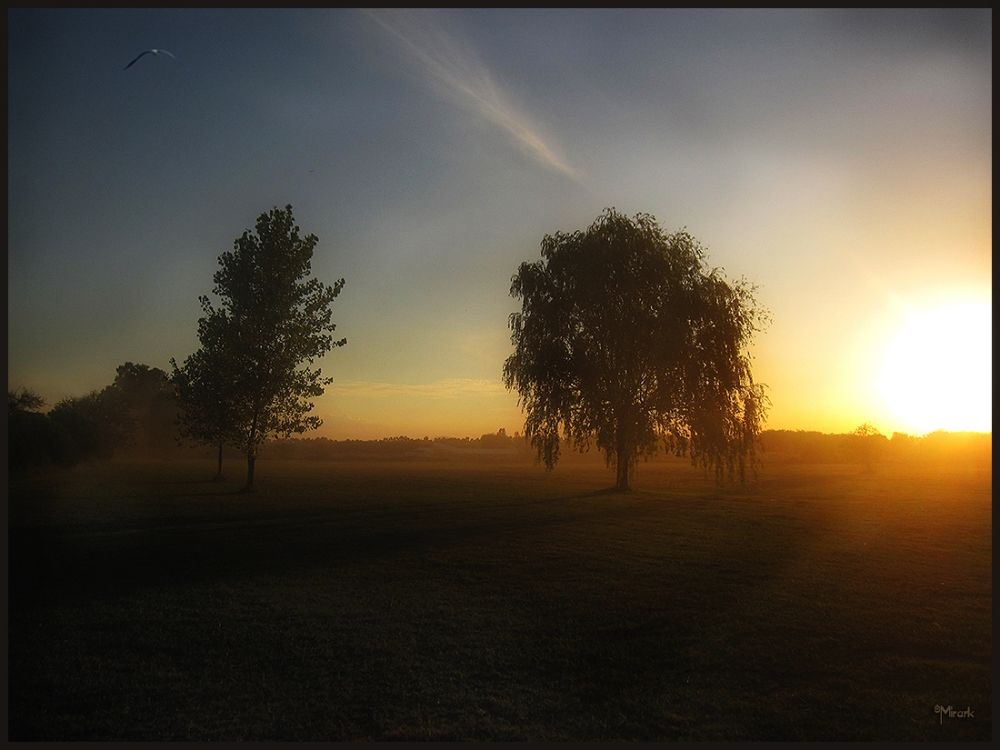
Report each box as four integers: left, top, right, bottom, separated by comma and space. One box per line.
759, 427, 991, 468
260, 430, 535, 462
241, 427, 991, 469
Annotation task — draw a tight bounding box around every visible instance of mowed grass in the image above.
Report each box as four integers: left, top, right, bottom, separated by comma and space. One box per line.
8, 456, 992, 740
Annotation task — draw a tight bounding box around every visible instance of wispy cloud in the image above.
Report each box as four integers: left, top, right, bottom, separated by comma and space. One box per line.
330, 378, 510, 400
363, 8, 582, 181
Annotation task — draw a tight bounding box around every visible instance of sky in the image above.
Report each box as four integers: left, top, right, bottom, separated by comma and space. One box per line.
8, 9, 992, 440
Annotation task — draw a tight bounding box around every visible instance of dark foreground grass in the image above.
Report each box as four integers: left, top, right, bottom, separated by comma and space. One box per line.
8, 457, 992, 740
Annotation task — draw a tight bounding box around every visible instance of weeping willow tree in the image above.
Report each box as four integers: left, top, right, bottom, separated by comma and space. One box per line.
504, 208, 769, 491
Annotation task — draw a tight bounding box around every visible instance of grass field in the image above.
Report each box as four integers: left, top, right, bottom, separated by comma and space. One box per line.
7, 456, 992, 740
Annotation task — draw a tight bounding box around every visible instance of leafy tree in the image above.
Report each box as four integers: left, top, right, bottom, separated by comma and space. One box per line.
504, 208, 769, 491
179, 204, 346, 491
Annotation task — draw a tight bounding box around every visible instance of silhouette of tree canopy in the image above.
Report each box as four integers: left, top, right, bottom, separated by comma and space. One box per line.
850, 421, 887, 470
504, 208, 769, 490
9, 365, 181, 474
8, 389, 79, 475
8, 387, 46, 413
109, 363, 180, 454
49, 391, 130, 460
175, 204, 346, 491
44, 363, 178, 461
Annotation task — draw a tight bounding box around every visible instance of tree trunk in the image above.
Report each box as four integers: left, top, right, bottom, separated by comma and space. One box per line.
212, 440, 224, 481
242, 414, 259, 493
616, 456, 630, 491
244, 451, 256, 492
615, 425, 631, 491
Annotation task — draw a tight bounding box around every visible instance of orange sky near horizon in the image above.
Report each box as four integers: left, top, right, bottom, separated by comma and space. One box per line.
309, 293, 992, 442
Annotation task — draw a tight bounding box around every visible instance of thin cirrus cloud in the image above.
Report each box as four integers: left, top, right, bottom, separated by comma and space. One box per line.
320, 378, 519, 438
329, 378, 509, 400
362, 8, 582, 181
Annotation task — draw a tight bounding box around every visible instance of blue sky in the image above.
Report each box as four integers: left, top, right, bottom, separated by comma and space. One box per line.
8, 9, 992, 438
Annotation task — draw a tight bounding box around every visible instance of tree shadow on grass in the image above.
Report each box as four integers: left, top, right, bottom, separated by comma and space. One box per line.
7, 472, 806, 619
582, 486, 633, 497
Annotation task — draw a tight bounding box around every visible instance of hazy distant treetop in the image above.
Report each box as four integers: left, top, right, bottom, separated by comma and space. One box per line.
852, 422, 885, 438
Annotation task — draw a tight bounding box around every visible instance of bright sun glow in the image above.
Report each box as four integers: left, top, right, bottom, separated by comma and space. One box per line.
879, 301, 992, 434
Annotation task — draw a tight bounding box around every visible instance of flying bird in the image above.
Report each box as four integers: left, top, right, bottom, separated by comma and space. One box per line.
123, 49, 190, 72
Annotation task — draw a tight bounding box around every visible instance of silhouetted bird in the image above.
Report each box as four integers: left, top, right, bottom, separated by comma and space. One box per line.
123, 49, 190, 72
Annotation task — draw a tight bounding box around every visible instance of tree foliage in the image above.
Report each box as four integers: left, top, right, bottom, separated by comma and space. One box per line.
9, 365, 182, 475
503, 209, 769, 490
850, 422, 888, 470
8, 387, 46, 413
108, 363, 180, 453
45, 363, 178, 460
174, 204, 346, 490
8, 389, 79, 475
49, 391, 130, 460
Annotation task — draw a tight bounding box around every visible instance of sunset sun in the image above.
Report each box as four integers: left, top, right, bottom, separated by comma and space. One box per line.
879, 301, 992, 434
